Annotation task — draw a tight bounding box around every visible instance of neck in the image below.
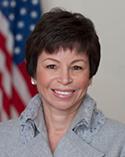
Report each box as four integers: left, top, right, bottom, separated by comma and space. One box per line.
43, 106, 78, 153
43, 106, 77, 133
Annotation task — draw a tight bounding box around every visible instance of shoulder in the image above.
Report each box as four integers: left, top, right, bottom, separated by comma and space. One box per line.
0, 119, 20, 147
101, 118, 125, 136
101, 117, 125, 143
0, 118, 19, 133
92, 117, 125, 154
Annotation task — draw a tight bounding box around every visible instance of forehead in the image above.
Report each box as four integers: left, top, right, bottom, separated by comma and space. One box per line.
38, 48, 88, 62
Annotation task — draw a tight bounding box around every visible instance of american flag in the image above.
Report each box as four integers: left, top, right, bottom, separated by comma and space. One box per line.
0, 0, 41, 121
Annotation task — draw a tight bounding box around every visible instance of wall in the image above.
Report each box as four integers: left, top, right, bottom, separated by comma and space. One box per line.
40, 0, 125, 123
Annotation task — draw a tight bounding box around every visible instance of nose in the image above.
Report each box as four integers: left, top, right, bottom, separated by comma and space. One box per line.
57, 68, 73, 85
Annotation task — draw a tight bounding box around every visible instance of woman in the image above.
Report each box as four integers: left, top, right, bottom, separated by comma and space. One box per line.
0, 8, 125, 157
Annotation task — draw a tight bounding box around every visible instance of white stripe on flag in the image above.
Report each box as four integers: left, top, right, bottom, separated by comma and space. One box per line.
0, 11, 14, 53
0, 51, 12, 97
13, 64, 31, 105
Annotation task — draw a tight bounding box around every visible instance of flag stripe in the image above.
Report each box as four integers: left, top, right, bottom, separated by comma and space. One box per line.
0, 12, 13, 54
0, 33, 12, 72
13, 64, 31, 105
12, 87, 25, 114
0, 51, 12, 96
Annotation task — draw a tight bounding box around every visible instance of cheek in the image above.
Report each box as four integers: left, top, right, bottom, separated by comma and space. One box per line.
74, 74, 90, 89
36, 69, 49, 88
36, 76, 46, 93
36, 69, 55, 90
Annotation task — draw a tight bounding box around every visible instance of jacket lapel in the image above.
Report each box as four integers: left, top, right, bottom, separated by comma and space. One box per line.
16, 94, 54, 157
14, 133, 53, 157
54, 130, 105, 157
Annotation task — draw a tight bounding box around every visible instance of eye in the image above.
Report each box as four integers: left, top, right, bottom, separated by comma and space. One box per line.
46, 64, 57, 69
71, 65, 83, 70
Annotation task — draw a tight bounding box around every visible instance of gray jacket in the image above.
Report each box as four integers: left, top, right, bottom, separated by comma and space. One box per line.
0, 94, 125, 157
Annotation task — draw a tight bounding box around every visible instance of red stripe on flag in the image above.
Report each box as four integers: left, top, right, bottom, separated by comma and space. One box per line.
1, 86, 11, 118
18, 62, 37, 96
0, 32, 12, 71
0, 33, 13, 119
12, 87, 26, 114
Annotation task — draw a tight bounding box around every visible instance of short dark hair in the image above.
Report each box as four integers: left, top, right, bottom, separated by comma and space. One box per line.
25, 8, 101, 78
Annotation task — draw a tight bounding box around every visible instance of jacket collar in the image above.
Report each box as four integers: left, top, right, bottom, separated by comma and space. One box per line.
54, 130, 105, 157
70, 94, 96, 129
18, 93, 105, 157
19, 93, 105, 144
70, 94, 105, 144
19, 94, 96, 126
19, 94, 45, 144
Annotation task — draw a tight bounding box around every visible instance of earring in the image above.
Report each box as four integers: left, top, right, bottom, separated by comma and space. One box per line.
31, 78, 36, 85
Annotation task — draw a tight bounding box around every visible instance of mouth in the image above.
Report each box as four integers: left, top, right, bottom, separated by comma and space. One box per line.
51, 89, 76, 98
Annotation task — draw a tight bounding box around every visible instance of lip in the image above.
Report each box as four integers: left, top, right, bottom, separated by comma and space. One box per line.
51, 89, 76, 99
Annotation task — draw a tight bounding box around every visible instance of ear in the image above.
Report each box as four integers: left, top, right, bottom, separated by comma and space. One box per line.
31, 77, 37, 85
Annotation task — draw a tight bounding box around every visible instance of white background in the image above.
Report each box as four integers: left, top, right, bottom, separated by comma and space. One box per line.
40, 0, 125, 123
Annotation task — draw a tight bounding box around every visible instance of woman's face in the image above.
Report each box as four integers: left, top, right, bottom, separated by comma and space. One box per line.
36, 48, 91, 113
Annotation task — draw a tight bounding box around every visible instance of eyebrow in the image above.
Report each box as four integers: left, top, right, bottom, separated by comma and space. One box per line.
41, 58, 88, 64
41, 58, 60, 63
71, 59, 88, 64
